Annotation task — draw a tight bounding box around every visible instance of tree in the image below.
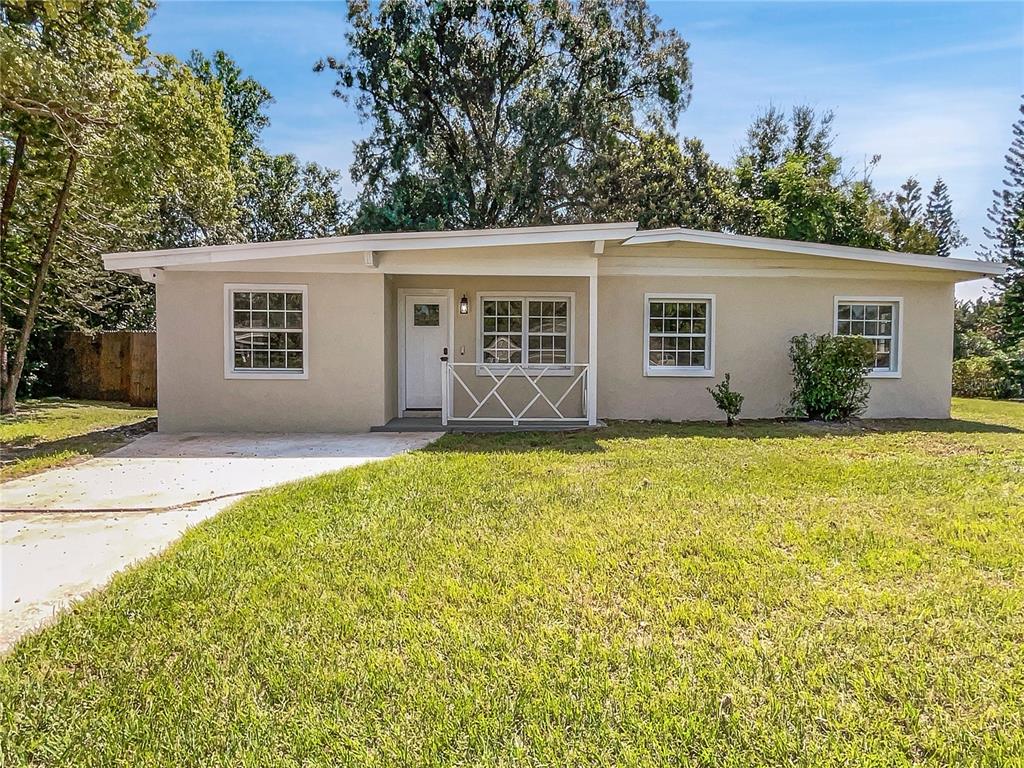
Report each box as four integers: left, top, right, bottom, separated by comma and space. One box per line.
175, 50, 347, 246
318, 0, 693, 231
239, 150, 349, 241
0, 0, 235, 412
954, 297, 1005, 359
586, 132, 730, 230
887, 178, 938, 254
979, 100, 1024, 346
188, 50, 272, 170
925, 177, 966, 257
725, 106, 889, 248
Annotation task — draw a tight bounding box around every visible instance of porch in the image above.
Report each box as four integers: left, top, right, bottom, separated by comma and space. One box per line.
389, 273, 599, 429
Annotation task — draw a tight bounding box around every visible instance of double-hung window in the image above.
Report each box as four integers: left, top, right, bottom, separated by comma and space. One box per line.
834, 297, 901, 377
644, 294, 715, 376
225, 284, 308, 379
479, 295, 572, 370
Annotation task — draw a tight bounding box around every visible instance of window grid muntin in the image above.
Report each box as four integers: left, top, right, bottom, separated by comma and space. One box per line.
527, 300, 568, 364
480, 296, 571, 367
231, 290, 305, 372
836, 301, 897, 371
647, 299, 711, 369
482, 299, 524, 364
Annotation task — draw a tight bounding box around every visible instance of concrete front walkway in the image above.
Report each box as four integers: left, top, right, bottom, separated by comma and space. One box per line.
0, 432, 438, 652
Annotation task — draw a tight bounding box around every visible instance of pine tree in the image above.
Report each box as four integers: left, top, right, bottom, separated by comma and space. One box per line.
925, 177, 966, 257
887, 177, 938, 253
979, 101, 1024, 345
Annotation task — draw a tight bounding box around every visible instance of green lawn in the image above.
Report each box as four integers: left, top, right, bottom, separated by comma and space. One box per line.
0, 398, 156, 479
1, 399, 1022, 766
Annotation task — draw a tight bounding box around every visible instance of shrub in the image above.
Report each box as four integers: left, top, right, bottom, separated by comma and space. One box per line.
707, 373, 744, 426
952, 351, 1023, 399
788, 333, 875, 421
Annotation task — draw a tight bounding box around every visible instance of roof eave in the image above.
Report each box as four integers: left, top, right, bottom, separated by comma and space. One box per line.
102, 222, 639, 271
620, 228, 1007, 278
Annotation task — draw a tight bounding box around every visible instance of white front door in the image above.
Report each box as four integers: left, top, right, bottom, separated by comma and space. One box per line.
404, 295, 449, 409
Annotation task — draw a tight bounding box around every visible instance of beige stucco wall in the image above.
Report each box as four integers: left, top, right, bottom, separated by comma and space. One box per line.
153, 250, 959, 431
597, 275, 955, 420
156, 271, 389, 433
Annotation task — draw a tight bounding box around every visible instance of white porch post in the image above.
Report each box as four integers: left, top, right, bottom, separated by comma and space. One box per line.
587, 269, 598, 425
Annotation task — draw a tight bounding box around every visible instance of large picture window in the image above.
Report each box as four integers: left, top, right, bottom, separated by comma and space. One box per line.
225, 285, 308, 379
644, 294, 715, 376
834, 297, 901, 376
479, 295, 571, 369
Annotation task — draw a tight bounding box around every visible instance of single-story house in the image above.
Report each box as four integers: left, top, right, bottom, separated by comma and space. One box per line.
103, 223, 1005, 432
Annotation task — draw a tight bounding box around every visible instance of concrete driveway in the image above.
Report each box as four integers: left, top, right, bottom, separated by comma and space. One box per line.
0, 431, 438, 652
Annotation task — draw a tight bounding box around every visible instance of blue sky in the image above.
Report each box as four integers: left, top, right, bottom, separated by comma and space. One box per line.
147, 1, 1023, 298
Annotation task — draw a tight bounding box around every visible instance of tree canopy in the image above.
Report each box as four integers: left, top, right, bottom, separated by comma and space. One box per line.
0, 5, 347, 409
1, 0, 235, 410
317, 0, 693, 231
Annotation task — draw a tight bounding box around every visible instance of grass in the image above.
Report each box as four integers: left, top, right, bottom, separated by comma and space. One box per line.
1, 398, 1022, 766
0, 398, 156, 479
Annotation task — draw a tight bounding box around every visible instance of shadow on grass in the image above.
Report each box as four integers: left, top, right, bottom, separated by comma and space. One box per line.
423, 417, 1021, 455
1, 418, 158, 462
2, 400, 154, 449
3, 398, 144, 417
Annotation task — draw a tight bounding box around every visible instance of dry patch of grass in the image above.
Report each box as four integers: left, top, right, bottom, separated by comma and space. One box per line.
0, 399, 1021, 766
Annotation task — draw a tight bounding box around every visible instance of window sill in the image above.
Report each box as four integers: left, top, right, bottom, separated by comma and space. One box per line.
644, 367, 715, 378
225, 370, 309, 381
866, 370, 902, 379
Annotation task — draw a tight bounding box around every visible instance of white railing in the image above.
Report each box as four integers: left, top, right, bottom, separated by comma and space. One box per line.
441, 360, 589, 426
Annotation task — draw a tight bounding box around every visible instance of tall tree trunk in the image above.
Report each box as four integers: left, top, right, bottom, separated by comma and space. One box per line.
1, 130, 27, 249
1, 148, 77, 414
0, 131, 27, 396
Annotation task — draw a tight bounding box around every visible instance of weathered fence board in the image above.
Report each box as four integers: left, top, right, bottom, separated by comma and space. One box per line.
62, 332, 156, 406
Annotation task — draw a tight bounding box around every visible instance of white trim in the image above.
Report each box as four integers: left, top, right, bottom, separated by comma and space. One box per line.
475, 291, 575, 376
587, 270, 598, 425
223, 283, 309, 380
622, 228, 1004, 277
833, 295, 904, 379
643, 292, 716, 378
397, 288, 455, 415
106, 222, 1005, 281
104, 222, 638, 270
444, 362, 589, 426
597, 262, 960, 282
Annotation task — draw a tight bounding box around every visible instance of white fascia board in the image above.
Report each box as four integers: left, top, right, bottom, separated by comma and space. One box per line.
102, 222, 639, 272
620, 228, 1007, 277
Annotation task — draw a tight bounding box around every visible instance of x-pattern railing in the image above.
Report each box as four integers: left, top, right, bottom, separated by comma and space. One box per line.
442, 362, 588, 426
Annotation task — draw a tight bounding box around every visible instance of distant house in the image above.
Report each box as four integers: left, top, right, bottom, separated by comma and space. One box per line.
103, 223, 1004, 432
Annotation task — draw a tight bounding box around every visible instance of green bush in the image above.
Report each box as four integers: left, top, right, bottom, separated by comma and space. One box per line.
707, 373, 744, 425
788, 333, 876, 421
952, 351, 1023, 399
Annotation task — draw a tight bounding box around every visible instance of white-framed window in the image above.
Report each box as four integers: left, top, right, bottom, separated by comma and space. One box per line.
224, 284, 308, 380
833, 296, 902, 377
643, 293, 715, 377
477, 293, 573, 371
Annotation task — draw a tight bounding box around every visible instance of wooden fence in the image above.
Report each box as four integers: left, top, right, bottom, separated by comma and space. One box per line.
61, 331, 156, 406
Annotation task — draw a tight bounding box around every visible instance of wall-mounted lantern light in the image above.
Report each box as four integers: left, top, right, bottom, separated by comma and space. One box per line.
459, 294, 469, 314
